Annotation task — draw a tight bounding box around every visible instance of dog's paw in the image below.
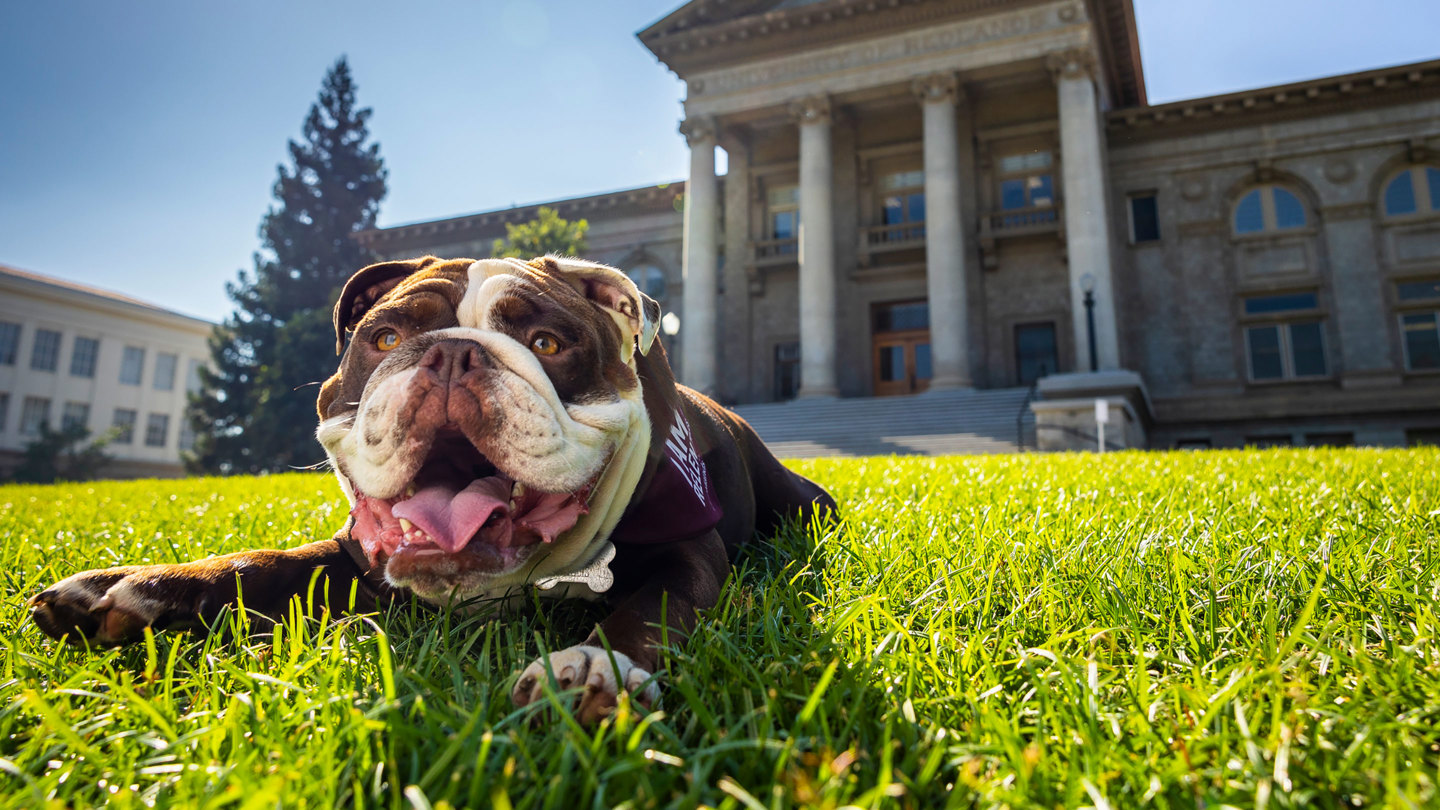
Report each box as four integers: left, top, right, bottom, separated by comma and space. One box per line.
29, 568, 168, 646
511, 645, 659, 724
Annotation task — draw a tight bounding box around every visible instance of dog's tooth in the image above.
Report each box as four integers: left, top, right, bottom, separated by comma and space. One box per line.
398, 518, 414, 533
508, 499, 517, 512
405, 484, 417, 497
513, 481, 526, 499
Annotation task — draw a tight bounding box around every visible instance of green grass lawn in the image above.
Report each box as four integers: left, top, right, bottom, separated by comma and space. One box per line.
1, 449, 1437, 808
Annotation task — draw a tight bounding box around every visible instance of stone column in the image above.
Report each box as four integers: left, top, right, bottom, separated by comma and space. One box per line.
1050, 49, 1121, 371
913, 73, 972, 389
791, 95, 838, 398
680, 116, 719, 394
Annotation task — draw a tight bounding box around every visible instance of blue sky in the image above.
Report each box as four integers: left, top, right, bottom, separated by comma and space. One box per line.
2, 0, 1438, 322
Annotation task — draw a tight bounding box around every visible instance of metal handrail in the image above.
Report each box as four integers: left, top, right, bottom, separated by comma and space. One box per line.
1015, 365, 1046, 451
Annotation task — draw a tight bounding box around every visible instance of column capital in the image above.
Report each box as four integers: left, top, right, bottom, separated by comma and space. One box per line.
911, 72, 960, 105
787, 94, 831, 126
1046, 48, 1098, 83
679, 116, 717, 146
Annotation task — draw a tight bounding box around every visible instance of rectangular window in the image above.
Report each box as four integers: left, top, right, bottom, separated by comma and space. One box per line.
112, 409, 137, 444
1397, 278, 1440, 302
773, 342, 800, 401
1289, 321, 1327, 377
154, 352, 178, 391
1015, 322, 1058, 385
61, 401, 90, 432
1129, 194, 1160, 243
145, 413, 169, 448
70, 336, 99, 378
1245, 435, 1293, 448
1305, 432, 1354, 447
997, 151, 1054, 211
1246, 321, 1328, 381
0, 392, 8, 432
1244, 292, 1319, 315
998, 152, 1052, 173
0, 321, 20, 365
914, 342, 932, 381
879, 170, 926, 227
1247, 325, 1285, 380
874, 301, 929, 332
20, 396, 50, 436
766, 184, 800, 246
120, 346, 145, 385
1401, 311, 1440, 370
30, 329, 61, 372
186, 359, 204, 394
877, 344, 905, 382
179, 419, 197, 451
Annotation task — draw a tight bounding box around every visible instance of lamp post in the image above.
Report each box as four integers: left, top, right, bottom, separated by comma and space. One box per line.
1080, 272, 1098, 373
660, 311, 682, 377
661, 312, 681, 338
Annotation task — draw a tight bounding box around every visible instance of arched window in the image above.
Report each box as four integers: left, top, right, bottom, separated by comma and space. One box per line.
1234, 186, 1308, 234
626, 265, 667, 301
1382, 166, 1440, 217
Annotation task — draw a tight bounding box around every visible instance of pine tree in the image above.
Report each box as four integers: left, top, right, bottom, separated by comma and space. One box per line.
491, 207, 589, 258
188, 57, 387, 474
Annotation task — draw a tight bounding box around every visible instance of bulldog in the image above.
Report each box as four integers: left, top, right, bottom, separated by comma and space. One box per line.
30, 255, 835, 722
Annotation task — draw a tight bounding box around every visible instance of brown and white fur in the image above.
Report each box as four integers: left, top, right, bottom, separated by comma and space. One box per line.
29, 256, 836, 724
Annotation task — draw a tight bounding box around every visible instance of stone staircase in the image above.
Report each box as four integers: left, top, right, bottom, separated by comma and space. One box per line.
732, 387, 1036, 458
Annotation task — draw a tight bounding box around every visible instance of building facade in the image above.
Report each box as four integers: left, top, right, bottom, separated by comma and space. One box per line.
358, 0, 1440, 449
0, 265, 214, 478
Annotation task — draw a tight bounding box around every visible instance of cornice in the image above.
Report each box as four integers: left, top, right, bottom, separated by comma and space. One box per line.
0, 266, 215, 332
354, 182, 687, 248
638, 0, 1144, 107
644, 0, 1036, 76
1109, 58, 1440, 138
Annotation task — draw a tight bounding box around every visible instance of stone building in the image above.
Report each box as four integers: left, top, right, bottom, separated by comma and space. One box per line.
0, 264, 213, 478
357, 0, 1440, 449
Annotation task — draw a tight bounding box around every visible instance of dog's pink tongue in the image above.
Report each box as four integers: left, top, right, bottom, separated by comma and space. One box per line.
391, 478, 511, 553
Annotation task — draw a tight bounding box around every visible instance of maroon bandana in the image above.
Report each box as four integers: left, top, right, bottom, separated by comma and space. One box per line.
608, 408, 723, 544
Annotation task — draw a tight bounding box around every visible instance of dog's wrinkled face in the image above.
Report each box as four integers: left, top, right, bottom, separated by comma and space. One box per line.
316, 256, 660, 602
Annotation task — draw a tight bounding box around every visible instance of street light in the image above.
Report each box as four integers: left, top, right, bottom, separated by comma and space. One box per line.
661, 311, 681, 337
1079, 272, 1098, 373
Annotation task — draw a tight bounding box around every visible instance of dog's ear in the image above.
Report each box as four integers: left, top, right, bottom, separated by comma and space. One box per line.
333, 258, 436, 354
528, 256, 661, 363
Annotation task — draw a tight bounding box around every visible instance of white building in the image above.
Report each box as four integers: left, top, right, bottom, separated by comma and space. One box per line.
0, 264, 214, 479
361, 0, 1440, 450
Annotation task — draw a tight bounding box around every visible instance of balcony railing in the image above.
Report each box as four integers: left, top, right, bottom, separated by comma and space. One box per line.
983, 204, 1061, 236
751, 236, 799, 267
978, 203, 1064, 269
864, 221, 926, 248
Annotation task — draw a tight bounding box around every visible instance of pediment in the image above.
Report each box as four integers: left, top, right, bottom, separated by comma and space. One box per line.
638, 0, 1145, 108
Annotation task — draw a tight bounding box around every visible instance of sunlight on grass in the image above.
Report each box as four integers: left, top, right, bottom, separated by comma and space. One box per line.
1, 449, 1437, 807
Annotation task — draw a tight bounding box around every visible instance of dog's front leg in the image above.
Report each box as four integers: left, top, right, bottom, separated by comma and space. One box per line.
512, 531, 729, 722
30, 540, 382, 646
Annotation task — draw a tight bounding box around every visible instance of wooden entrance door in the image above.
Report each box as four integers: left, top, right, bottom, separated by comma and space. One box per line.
873, 331, 932, 396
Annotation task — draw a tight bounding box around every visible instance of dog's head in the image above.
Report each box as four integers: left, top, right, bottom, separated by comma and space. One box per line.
316, 255, 668, 602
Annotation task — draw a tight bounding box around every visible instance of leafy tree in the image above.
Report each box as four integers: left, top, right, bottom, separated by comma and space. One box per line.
188, 57, 387, 475
12, 423, 113, 484
491, 206, 589, 258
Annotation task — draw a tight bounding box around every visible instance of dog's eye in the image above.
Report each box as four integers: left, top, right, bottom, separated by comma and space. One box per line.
374, 330, 401, 352
530, 333, 562, 356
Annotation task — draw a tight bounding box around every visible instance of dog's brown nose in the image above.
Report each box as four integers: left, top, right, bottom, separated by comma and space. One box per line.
420, 339, 485, 384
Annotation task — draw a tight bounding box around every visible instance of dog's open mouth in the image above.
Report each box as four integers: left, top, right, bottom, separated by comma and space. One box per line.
348, 431, 592, 572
